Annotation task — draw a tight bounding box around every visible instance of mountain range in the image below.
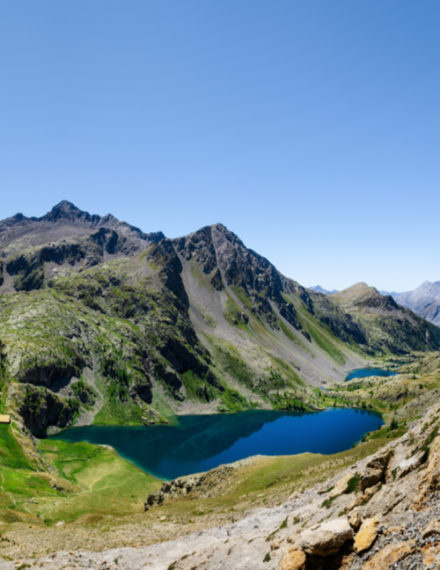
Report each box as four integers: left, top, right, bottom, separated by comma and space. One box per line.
390, 281, 440, 327
310, 285, 338, 295
1, 201, 439, 437
315, 282, 440, 329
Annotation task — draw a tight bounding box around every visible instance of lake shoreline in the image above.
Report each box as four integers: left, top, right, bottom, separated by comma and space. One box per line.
49, 407, 383, 480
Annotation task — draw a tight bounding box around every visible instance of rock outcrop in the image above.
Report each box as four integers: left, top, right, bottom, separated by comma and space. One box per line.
353, 516, 380, 553
9, 383, 79, 438
297, 517, 353, 556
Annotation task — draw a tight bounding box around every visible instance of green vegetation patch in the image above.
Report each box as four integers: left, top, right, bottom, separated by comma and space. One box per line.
0, 425, 32, 470
278, 318, 297, 342
181, 370, 217, 402
346, 473, 361, 493
218, 388, 249, 413
215, 344, 255, 389
231, 286, 253, 310
93, 377, 146, 426
304, 320, 346, 365
32, 439, 161, 523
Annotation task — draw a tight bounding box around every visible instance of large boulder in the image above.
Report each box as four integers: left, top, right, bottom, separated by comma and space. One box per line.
298, 517, 353, 557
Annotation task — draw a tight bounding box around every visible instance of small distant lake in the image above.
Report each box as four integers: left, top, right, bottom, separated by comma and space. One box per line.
345, 368, 397, 381
50, 408, 383, 480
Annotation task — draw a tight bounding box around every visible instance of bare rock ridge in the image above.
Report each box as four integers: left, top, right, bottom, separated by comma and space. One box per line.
0, 200, 164, 292
41, 199, 102, 224
174, 223, 302, 329
0, 200, 164, 242
1, 201, 440, 437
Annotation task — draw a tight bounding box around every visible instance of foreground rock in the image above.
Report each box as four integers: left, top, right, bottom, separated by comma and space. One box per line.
278, 548, 306, 570
328, 472, 353, 498
353, 516, 380, 553
297, 517, 352, 556
362, 540, 416, 569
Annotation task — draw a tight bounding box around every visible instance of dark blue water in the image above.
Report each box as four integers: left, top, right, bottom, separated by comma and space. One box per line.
345, 368, 397, 381
50, 408, 383, 480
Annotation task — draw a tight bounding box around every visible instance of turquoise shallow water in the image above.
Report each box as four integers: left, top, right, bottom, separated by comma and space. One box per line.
345, 368, 397, 381
50, 408, 383, 480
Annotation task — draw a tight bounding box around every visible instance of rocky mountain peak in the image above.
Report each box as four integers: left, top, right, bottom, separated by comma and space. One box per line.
174, 222, 278, 293
51, 199, 79, 212
11, 213, 26, 223
0, 202, 167, 293
183, 223, 242, 245
42, 200, 100, 224
334, 282, 400, 313
343, 282, 378, 296
209, 222, 228, 232
310, 285, 339, 295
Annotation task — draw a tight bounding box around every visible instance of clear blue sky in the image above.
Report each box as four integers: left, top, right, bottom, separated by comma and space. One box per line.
1, 1, 439, 291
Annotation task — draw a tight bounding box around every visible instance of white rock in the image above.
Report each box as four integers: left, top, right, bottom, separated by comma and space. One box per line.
298, 517, 353, 556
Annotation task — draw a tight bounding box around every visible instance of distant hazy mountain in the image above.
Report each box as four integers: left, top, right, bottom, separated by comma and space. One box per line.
309, 285, 338, 295
392, 281, 440, 327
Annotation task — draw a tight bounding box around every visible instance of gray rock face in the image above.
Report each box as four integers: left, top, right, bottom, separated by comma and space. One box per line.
393, 281, 440, 326
174, 223, 302, 329
0, 201, 164, 292
11, 383, 78, 438
359, 448, 392, 491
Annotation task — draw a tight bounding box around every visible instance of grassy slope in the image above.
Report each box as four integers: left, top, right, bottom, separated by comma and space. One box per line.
184, 267, 323, 412
0, 273, 190, 426
35, 439, 160, 523
0, 425, 160, 527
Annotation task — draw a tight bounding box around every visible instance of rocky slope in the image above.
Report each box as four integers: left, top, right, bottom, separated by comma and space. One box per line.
1, 203, 440, 437
3, 394, 439, 569
392, 281, 440, 327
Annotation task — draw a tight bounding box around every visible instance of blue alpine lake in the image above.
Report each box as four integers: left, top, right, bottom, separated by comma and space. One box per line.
345, 368, 397, 381
50, 408, 383, 480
